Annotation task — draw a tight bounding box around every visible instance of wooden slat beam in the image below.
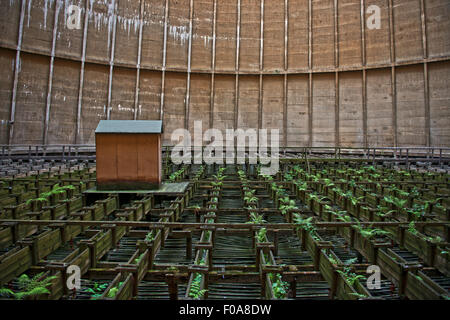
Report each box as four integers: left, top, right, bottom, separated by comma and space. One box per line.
1, 219, 447, 229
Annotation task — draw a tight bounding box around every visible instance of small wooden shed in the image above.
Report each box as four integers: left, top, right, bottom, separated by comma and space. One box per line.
95, 120, 163, 190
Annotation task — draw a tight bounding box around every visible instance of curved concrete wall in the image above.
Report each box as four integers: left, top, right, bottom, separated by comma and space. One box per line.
0, 0, 449, 147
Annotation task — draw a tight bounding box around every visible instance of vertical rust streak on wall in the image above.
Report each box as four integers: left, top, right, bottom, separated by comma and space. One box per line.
76, 0, 90, 144
334, 0, 338, 68
160, 0, 169, 121
134, 0, 145, 120
308, 0, 312, 70
308, 73, 313, 147
362, 69, 368, 147
308, 0, 313, 146
234, 74, 239, 129
284, 0, 288, 71
388, 0, 397, 147
420, 0, 430, 147
210, 73, 215, 129
361, 1, 367, 147
423, 63, 430, 147
44, 0, 61, 144
283, 74, 287, 148
9, 0, 26, 144
419, 0, 427, 59
388, 0, 395, 63
259, 0, 264, 71
258, 74, 263, 133
391, 66, 397, 147
210, 0, 217, 130
360, 0, 366, 66
258, 0, 264, 133
234, 0, 241, 129
334, 0, 339, 147
236, 0, 240, 72
107, 0, 118, 120
283, 0, 288, 148
185, 0, 194, 130
335, 72, 339, 147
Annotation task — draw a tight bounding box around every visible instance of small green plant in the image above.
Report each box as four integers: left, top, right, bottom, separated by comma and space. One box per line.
408, 221, 418, 235
349, 195, 365, 206
204, 230, 211, 241
257, 228, 267, 242
327, 253, 340, 265
425, 236, 443, 244
308, 193, 326, 202
26, 184, 76, 205
169, 167, 186, 182
375, 205, 395, 217
323, 178, 334, 188
293, 215, 319, 241
189, 205, 201, 213
134, 253, 145, 264
107, 281, 123, 298
383, 195, 407, 208
244, 195, 258, 205
145, 231, 155, 242
211, 181, 223, 188
269, 273, 288, 299
279, 198, 298, 216
212, 174, 226, 181
0, 273, 57, 300
336, 214, 352, 222
85, 281, 108, 299
189, 273, 207, 299
295, 181, 308, 191
424, 198, 443, 212
407, 203, 426, 219
337, 266, 366, 286
348, 180, 357, 188
247, 212, 266, 224
353, 221, 391, 239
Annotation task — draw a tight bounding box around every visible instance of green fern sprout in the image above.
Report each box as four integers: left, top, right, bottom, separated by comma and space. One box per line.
0, 273, 57, 300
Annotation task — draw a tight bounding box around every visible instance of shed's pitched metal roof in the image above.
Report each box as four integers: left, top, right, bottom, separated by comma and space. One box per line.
95, 120, 163, 134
